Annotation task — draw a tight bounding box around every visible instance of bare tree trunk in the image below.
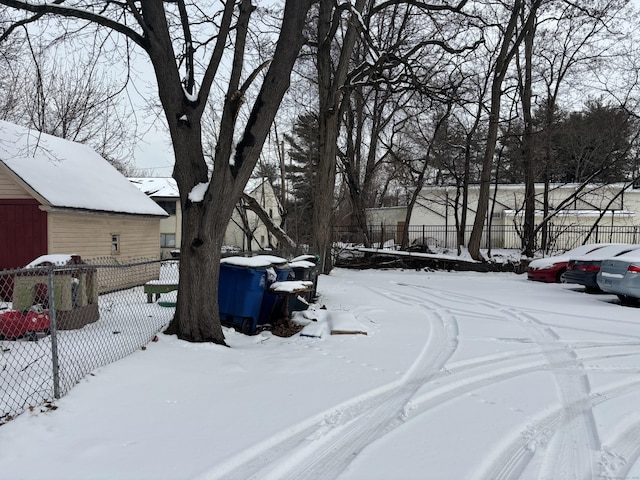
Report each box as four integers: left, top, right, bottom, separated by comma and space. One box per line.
468, 0, 542, 260
520, 13, 536, 257
314, 0, 368, 274
0, 1, 313, 343
458, 104, 482, 254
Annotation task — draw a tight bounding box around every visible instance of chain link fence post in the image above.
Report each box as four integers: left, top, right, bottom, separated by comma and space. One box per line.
47, 265, 61, 399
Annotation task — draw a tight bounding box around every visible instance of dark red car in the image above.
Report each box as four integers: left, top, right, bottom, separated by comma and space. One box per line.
527, 244, 612, 283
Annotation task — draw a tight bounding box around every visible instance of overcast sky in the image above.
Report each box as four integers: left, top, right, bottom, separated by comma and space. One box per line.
131, 0, 640, 178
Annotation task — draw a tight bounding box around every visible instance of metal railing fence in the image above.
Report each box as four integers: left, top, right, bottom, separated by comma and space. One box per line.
333, 224, 640, 252
0, 258, 178, 425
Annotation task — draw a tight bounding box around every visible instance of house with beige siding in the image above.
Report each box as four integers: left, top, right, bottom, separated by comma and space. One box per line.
130, 177, 282, 255
0, 120, 168, 275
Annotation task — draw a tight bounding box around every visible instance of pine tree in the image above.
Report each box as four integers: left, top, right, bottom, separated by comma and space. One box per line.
283, 112, 319, 245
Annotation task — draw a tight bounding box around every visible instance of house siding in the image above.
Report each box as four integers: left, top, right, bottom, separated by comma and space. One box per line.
157, 197, 181, 255
47, 210, 160, 259
366, 206, 408, 226
0, 169, 32, 199
47, 210, 161, 292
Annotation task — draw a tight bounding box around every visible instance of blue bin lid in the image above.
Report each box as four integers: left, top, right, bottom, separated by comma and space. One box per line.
221, 256, 275, 268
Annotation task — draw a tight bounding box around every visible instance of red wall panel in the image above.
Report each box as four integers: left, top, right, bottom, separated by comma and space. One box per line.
0, 199, 48, 270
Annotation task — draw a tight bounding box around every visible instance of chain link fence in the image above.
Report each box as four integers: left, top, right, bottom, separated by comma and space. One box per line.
0, 257, 179, 426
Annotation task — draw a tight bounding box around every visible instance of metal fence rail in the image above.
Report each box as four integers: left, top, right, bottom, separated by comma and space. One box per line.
334, 224, 640, 251
0, 258, 178, 425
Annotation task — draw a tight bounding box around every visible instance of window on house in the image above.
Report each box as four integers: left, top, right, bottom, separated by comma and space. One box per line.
156, 200, 177, 215
160, 233, 176, 248
111, 234, 120, 254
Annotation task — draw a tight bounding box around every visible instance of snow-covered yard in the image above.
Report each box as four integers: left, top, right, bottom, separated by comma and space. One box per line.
1, 268, 639, 480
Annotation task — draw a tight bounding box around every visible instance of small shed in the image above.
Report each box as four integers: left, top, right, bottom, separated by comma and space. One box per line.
0, 120, 168, 274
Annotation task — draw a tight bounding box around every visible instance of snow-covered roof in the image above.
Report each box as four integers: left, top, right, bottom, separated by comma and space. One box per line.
0, 121, 167, 217
422, 182, 636, 192
129, 177, 179, 198
129, 177, 269, 198
503, 209, 634, 217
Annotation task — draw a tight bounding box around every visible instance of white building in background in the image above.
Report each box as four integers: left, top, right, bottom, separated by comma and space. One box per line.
130, 177, 282, 255
366, 183, 640, 249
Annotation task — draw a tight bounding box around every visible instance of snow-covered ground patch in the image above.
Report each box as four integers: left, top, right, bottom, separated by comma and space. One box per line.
1, 268, 639, 480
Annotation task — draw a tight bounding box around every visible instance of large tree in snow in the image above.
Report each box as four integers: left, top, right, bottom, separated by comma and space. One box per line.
0, 0, 313, 344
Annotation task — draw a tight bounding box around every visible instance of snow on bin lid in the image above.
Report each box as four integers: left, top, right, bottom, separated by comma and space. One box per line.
269, 280, 313, 294
221, 255, 289, 268
220, 256, 275, 268
291, 254, 316, 263
289, 260, 316, 269
252, 255, 288, 265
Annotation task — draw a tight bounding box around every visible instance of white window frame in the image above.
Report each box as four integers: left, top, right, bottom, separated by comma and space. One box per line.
111, 234, 120, 254
160, 233, 176, 248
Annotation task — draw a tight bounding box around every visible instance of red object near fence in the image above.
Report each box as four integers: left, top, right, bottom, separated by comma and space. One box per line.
0, 310, 51, 339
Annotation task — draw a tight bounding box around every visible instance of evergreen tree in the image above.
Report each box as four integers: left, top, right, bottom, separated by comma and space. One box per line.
283, 112, 319, 245
551, 101, 634, 184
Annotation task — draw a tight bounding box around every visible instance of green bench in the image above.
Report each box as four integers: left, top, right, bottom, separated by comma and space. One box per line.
144, 282, 178, 303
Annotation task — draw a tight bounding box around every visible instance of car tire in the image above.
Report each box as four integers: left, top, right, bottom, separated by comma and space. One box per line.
617, 294, 640, 306
557, 269, 567, 283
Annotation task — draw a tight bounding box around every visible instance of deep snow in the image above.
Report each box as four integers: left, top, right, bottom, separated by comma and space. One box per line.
1, 268, 639, 480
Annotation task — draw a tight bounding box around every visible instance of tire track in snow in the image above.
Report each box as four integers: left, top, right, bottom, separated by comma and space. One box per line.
260, 290, 460, 480
195, 286, 458, 480
599, 415, 640, 479
277, 286, 632, 480
477, 378, 640, 480
400, 283, 640, 342
196, 282, 639, 480
397, 283, 616, 480
343, 286, 639, 480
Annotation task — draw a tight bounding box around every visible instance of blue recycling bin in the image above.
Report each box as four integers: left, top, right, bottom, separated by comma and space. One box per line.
218, 262, 268, 334
255, 256, 292, 325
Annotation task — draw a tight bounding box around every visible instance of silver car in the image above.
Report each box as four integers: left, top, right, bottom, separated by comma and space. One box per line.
597, 250, 640, 305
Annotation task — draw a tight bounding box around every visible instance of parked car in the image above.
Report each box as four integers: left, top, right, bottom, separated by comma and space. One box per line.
563, 244, 640, 292
527, 244, 613, 283
597, 250, 640, 305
